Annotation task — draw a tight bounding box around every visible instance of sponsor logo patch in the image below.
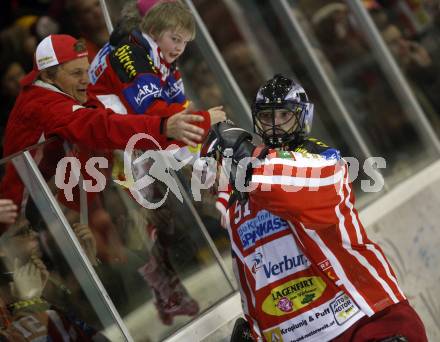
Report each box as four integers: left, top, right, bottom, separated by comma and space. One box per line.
115, 44, 137, 78
237, 210, 288, 249
330, 293, 360, 325
134, 82, 162, 106
263, 327, 283, 342
245, 235, 310, 290
89, 43, 112, 84
262, 277, 326, 316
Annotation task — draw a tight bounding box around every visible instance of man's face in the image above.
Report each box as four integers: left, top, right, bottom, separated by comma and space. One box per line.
52, 57, 90, 104
154, 29, 192, 64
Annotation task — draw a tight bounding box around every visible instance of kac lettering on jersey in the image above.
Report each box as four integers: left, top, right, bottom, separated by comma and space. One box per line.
238, 210, 289, 249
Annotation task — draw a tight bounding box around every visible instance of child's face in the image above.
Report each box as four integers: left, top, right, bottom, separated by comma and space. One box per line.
155, 29, 192, 64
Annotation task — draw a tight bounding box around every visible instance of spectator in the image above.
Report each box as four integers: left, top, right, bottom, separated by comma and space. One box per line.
0, 219, 107, 341
65, 0, 110, 61
382, 24, 440, 113
311, 2, 367, 67
0, 58, 25, 149
0, 200, 17, 225
0, 25, 36, 72
87, 0, 226, 324
0, 34, 215, 216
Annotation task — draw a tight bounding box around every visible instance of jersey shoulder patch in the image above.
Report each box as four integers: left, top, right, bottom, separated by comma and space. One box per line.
294, 138, 341, 160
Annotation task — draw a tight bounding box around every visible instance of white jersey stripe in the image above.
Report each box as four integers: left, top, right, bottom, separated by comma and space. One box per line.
301, 224, 374, 316
215, 201, 227, 217
46, 310, 70, 342
336, 166, 399, 305
218, 192, 230, 201
343, 177, 404, 299
230, 239, 257, 308
244, 264, 256, 308
344, 178, 364, 244
262, 156, 337, 168
366, 244, 406, 299
252, 169, 343, 187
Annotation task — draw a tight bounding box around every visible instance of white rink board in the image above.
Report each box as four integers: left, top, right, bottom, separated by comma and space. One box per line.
361, 162, 440, 342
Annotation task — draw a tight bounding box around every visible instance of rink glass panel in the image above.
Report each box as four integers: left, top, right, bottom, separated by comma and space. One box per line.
192, 0, 440, 205
5, 140, 235, 342
368, 1, 440, 138
0, 146, 127, 341
282, 0, 439, 186
190, 0, 382, 206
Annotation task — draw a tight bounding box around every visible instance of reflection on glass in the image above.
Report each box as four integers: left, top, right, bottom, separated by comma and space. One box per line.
18, 140, 233, 341
191, 0, 266, 104
368, 1, 440, 136
0, 157, 115, 341
282, 0, 438, 186
193, 0, 379, 203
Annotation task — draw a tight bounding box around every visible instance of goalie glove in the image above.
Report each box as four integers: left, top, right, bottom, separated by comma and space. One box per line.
201, 121, 267, 206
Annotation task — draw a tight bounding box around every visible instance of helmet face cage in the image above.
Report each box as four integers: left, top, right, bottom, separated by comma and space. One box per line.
252, 75, 314, 147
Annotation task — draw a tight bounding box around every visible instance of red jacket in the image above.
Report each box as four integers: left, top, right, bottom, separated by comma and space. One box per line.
87, 31, 206, 119
0, 81, 206, 209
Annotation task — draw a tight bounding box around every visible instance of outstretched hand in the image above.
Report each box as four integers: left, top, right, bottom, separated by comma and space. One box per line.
165, 108, 206, 147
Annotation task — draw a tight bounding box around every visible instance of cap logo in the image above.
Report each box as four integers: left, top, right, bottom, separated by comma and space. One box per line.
36, 35, 59, 70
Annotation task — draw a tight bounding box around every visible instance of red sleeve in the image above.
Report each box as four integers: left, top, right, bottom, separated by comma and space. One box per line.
249, 151, 346, 230
145, 100, 212, 134
42, 97, 175, 151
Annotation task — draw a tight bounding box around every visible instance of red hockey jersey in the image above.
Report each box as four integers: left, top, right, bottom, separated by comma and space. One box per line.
218, 139, 405, 341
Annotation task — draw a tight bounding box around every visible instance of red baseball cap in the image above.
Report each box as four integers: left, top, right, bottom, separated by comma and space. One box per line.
21, 34, 88, 86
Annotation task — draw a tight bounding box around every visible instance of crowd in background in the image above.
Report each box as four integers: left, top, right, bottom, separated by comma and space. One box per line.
0, 0, 110, 154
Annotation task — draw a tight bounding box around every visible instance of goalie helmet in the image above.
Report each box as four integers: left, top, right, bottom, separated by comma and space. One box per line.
252, 74, 314, 147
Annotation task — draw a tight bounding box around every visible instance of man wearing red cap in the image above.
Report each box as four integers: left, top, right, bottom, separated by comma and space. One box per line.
1, 34, 222, 209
